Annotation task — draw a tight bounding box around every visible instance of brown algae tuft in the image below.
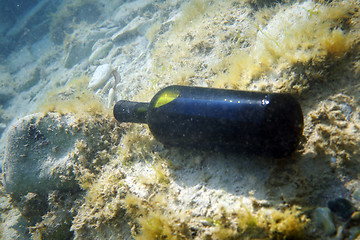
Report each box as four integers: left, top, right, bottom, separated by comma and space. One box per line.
3, 0, 360, 239
38, 74, 111, 118
151, 0, 360, 91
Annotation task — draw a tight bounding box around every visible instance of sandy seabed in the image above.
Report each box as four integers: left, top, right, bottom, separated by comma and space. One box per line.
1, 0, 360, 239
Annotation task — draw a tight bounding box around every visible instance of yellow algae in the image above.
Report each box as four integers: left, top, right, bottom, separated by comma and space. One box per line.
211, 206, 309, 240
9, 1, 360, 239
174, 0, 211, 32
304, 92, 360, 162
319, 29, 349, 57
146, 21, 162, 42
151, 0, 359, 92
38, 74, 110, 118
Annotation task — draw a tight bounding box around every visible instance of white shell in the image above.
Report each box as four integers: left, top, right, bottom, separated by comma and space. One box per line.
107, 88, 115, 109
88, 64, 112, 90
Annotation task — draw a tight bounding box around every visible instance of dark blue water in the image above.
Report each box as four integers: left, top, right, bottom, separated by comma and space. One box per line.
1, 0, 40, 19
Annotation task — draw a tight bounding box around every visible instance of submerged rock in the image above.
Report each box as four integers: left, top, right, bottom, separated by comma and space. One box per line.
88, 64, 113, 90
313, 207, 336, 235
0, 89, 14, 105
327, 198, 356, 220
1, 110, 121, 239
111, 0, 153, 24
2, 113, 81, 200
64, 40, 94, 69
15, 67, 42, 92
7, 46, 35, 73
89, 41, 113, 64
1, 207, 29, 239
111, 16, 148, 43
352, 188, 360, 204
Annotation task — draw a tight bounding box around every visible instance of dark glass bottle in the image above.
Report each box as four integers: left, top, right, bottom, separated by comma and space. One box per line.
113, 85, 303, 157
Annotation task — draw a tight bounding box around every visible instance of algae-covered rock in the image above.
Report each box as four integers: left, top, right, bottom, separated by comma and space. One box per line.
313, 207, 336, 236
2, 112, 81, 200
111, 16, 150, 43
14, 66, 42, 92
0, 89, 14, 106
49, 0, 101, 45
64, 39, 94, 69
89, 41, 113, 64
1, 108, 122, 239
7, 46, 35, 73
111, 0, 153, 24
0, 208, 29, 239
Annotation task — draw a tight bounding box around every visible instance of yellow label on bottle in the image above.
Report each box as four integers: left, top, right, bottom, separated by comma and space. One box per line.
154, 89, 180, 108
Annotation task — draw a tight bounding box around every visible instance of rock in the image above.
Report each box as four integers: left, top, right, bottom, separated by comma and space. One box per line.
352, 188, 360, 204
88, 64, 113, 90
7, 46, 35, 73
89, 41, 113, 64
30, 35, 55, 60
0, 195, 29, 239
2, 111, 119, 239
0, 89, 14, 105
111, 16, 148, 42
313, 207, 336, 235
15, 67, 42, 92
62, 25, 107, 69
200, 218, 214, 226
64, 40, 94, 69
1, 208, 29, 239
112, 0, 153, 24
0, 66, 14, 90
2, 113, 81, 200
327, 198, 356, 220
0, 122, 7, 136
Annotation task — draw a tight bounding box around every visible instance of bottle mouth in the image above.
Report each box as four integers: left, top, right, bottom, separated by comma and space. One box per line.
113, 100, 149, 124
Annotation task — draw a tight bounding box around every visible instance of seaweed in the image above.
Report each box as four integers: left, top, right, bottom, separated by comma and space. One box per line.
38, 74, 110, 119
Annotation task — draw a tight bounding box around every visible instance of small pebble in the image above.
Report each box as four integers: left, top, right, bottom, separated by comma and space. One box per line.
313, 207, 336, 235
200, 219, 213, 226
88, 64, 112, 90
351, 188, 360, 202
327, 198, 356, 220
339, 103, 353, 120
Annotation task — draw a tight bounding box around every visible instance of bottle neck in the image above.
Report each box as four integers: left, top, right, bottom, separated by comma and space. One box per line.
113, 100, 149, 123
